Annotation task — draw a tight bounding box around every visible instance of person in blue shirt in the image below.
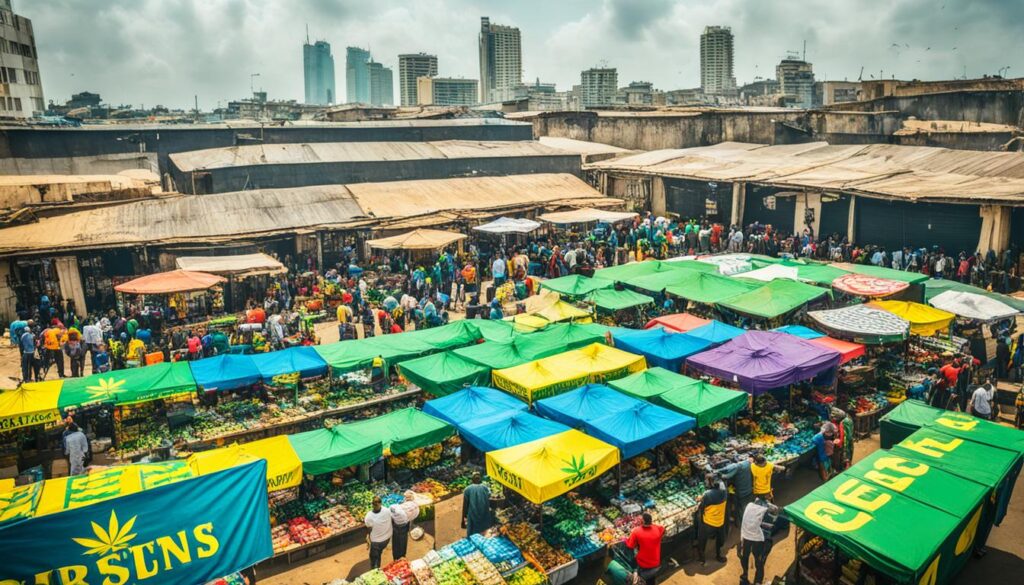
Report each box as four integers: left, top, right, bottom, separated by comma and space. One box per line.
135, 328, 152, 346
93, 344, 110, 373
488, 299, 504, 320
19, 321, 36, 382
812, 422, 837, 483
9, 319, 27, 347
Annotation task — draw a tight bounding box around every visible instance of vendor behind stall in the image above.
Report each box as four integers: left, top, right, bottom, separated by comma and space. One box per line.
626, 512, 664, 585
812, 422, 837, 482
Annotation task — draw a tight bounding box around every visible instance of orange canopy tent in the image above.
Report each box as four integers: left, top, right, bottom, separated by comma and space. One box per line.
114, 269, 226, 295
644, 313, 711, 333
809, 336, 865, 364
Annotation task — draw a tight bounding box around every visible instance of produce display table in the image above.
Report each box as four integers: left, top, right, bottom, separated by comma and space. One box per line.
546, 558, 579, 585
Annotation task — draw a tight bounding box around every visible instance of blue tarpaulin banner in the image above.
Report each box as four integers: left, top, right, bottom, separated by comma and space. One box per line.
0, 461, 272, 585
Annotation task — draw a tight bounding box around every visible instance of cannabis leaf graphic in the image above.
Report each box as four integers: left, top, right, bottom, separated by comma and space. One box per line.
72, 510, 137, 556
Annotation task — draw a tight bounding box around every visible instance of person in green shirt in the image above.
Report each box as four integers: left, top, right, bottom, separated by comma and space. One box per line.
461, 472, 492, 536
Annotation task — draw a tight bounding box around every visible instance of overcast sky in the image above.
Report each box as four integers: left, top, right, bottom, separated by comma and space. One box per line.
20, 0, 1024, 110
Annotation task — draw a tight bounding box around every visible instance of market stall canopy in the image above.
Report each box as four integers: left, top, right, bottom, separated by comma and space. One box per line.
613, 328, 713, 372
734, 264, 799, 283
485, 429, 620, 504
397, 351, 490, 397
187, 435, 303, 492
56, 362, 198, 407
880, 399, 1024, 454
644, 313, 711, 333
189, 354, 261, 393
539, 208, 638, 225
343, 407, 454, 455
540, 274, 611, 297
114, 269, 226, 294
535, 383, 642, 428
250, 345, 329, 379
807, 304, 910, 344
366, 228, 467, 250
808, 336, 865, 365
687, 331, 842, 394
663, 270, 762, 305
695, 254, 755, 275
868, 300, 955, 337
315, 320, 483, 372
771, 325, 824, 339
928, 290, 1019, 322
459, 411, 571, 453
831, 263, 929, 285
685, 321, 746, 345
454, 323, 604, 370
472, 217, 542, 234
0, 380, 66, 431
923, 278, 1024, 312
608, 367, 747, 427
585, 288, 654, 311
286, 426, 384, 476
534, 300, 592, 323
492, 343, 647, 403
748, 259, 852, 286
583, 401, 695, 459
175, 253, 287, 277
718, 279, 830, 319
592, 260, 687, 283
785, 443, 988, 584
0, 461, 195, 524
422, 386, 529, 427
832, 273, 909, 298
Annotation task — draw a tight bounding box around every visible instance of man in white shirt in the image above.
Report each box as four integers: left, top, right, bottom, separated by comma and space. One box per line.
81, 319, 103, 373
364, 496, 392, 569
491, 255, 507, 286
739, 497, 778, 585
968, 380, 995, 420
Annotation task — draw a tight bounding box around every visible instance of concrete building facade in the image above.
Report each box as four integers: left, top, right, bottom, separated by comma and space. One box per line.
818, 80, 860, 106
368, 61, 394, 106
0, 0, 43, 118
417, 77, 478, 106
777, 58, 815, 108
398, 53, 438, 106
346, 47, 372, 104
303, 39, 336, 105
700, 26, 735, 95
478, 17, 522, 103
581, 68, 618, 108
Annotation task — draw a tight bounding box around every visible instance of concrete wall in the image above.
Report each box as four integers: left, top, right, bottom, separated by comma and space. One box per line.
170, 154, 582, 194
832, 90, 1024, 126
894, 131, 1018, 151
0, 122, 534, 177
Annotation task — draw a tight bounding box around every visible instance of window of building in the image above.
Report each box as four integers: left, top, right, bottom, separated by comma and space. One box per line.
32, 97, 43, 112
13, 97, 21, 111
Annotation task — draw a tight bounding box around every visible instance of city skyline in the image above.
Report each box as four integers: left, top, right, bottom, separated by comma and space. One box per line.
19, 0, 1024, 110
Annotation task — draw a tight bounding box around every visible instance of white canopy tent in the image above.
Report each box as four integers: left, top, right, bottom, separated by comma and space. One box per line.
928, 290, 1019, 322
539, 208, 637, 225
175, 253, 287, 277
472, 217, 542, 234
732, 264, 799, 282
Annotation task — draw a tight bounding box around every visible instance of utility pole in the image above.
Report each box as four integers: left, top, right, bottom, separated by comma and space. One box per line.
250, 72, 261, 96
194, 95, 199, 122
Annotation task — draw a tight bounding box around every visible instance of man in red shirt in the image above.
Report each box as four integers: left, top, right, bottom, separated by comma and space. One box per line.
939, 359, 961, 388
626, 512, 664, 584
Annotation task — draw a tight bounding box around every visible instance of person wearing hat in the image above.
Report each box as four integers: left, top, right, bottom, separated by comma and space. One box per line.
389, 503, 410, 560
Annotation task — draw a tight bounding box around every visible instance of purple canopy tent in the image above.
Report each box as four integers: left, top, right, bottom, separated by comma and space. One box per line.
686, 331, 841, 394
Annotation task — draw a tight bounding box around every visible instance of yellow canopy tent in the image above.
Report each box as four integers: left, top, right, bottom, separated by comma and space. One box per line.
869, 300, 956, 337
492, 343, 646, 403
187, 435, 303, 492
504, 291, 593, 332
536, 301, 592, 323
0, 381, 63, 431
485, 429, 620, 504
505, 313, 552, 332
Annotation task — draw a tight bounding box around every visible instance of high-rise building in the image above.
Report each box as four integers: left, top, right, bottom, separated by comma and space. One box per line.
478, 17, 522, 103
417, 77, 478, 106
580, 67, 618, 107
346, 46, 372, 103
368, 61, 394, 106
0, 0, 44, 118
700, 26, 736, 95
776, 58, 815, 108
399, 53, 438, 106
303, 38, 335, 105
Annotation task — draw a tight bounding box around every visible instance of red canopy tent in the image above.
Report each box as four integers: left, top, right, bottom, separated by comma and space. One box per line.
809, 336, 865, 364
114, 269, 226, 295
644, 313, 711, 333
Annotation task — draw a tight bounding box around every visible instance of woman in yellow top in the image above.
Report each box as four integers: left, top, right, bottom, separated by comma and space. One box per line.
750, 454, 781, 500
126, 336, 146, 367
42, 323, 67, 378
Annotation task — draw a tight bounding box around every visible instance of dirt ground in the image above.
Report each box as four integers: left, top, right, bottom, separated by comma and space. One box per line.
255, 432, 1024, 585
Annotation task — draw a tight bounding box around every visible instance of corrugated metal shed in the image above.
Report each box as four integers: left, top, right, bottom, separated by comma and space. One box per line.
589, 142, 1024, 205
170, 140, 569, 172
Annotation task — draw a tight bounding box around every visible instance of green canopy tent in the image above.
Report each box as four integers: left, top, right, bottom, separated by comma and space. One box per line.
586, 288, 655, 312
880, 399, 1024, 453
470, 319, 519, 342
453, 322, 606, 370
344, 408, 455, 455
287, 426, 384, 476
717, 279, 830, 320
923, 278, 1024, 312
315, 321, 483, 373
60, 361, 197, 407
627, 269, 697, 294
540, 274, 611, 298
661, 270, 762, 305
592, 260, 688, 283
609, 367, 747, 427
397, 352, 490, 397
786, 439, 991, 585
664, 260, 720, 273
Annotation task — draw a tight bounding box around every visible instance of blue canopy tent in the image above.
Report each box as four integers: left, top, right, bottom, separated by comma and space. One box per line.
613, 328, 713, 372
772, 325, 824, 339
250, 346, 329, 379
686, 321, 745, 345
189, 354, 260, 392
584, 402, 695, 459
459, 411, 571, 452
534, 384, 640, 428
422, 386, 528, 427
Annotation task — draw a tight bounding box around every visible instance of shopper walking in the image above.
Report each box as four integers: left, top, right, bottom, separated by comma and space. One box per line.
695, 474, 728, 565
364, 496, 392, 569
625, 512, 664, 584
461, 472, 492, 536
389, 504, 410, 560
64, 422, 89, 475
739, 496, 779, 585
